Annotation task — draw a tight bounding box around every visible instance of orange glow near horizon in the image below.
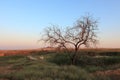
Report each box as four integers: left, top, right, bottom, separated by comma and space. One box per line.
0, 37, 120, 50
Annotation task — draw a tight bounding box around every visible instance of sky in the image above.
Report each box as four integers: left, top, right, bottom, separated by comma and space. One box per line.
0, 0, 120, 50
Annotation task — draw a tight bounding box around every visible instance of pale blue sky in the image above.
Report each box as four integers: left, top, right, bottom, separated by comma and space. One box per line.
0, 0, 120, 49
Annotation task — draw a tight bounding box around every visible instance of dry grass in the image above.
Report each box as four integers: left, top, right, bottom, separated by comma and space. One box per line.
0, 48, 120, 57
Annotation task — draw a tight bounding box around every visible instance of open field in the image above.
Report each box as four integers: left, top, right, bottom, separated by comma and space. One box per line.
0, 48, 120, 80
0, 48, 120, 56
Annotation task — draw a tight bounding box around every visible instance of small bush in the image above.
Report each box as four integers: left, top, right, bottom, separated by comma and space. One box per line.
99, 52, 120, 56
84, 66, 104, 72
48, 53, 71, 65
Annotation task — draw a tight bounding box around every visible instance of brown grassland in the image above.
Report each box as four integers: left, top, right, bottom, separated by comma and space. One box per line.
0, 48, 120, 56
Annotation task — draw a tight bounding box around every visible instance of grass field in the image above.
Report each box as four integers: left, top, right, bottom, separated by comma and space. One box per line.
0, 48, 120, 80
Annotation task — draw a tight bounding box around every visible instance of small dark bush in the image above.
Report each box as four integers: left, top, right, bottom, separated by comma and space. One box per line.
99, 52, 120, 56
82, 57, 120, 66
0, 55, 24, 60
48, 53, 71, 65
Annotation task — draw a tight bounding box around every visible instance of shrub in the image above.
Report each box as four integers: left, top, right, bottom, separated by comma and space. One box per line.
48, 53, 71, 65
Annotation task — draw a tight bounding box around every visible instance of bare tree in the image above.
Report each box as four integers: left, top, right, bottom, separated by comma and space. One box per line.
41, 15, 98, 64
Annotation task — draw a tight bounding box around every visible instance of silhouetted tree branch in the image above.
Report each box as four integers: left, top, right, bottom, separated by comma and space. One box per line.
41, 15, 98, 64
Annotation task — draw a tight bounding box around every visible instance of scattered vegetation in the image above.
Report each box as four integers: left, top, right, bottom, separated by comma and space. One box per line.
0, 49, 120, 80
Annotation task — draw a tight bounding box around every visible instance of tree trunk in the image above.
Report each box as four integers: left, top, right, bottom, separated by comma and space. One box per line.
71, 46, 78, 65
71, 57, 76, 65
